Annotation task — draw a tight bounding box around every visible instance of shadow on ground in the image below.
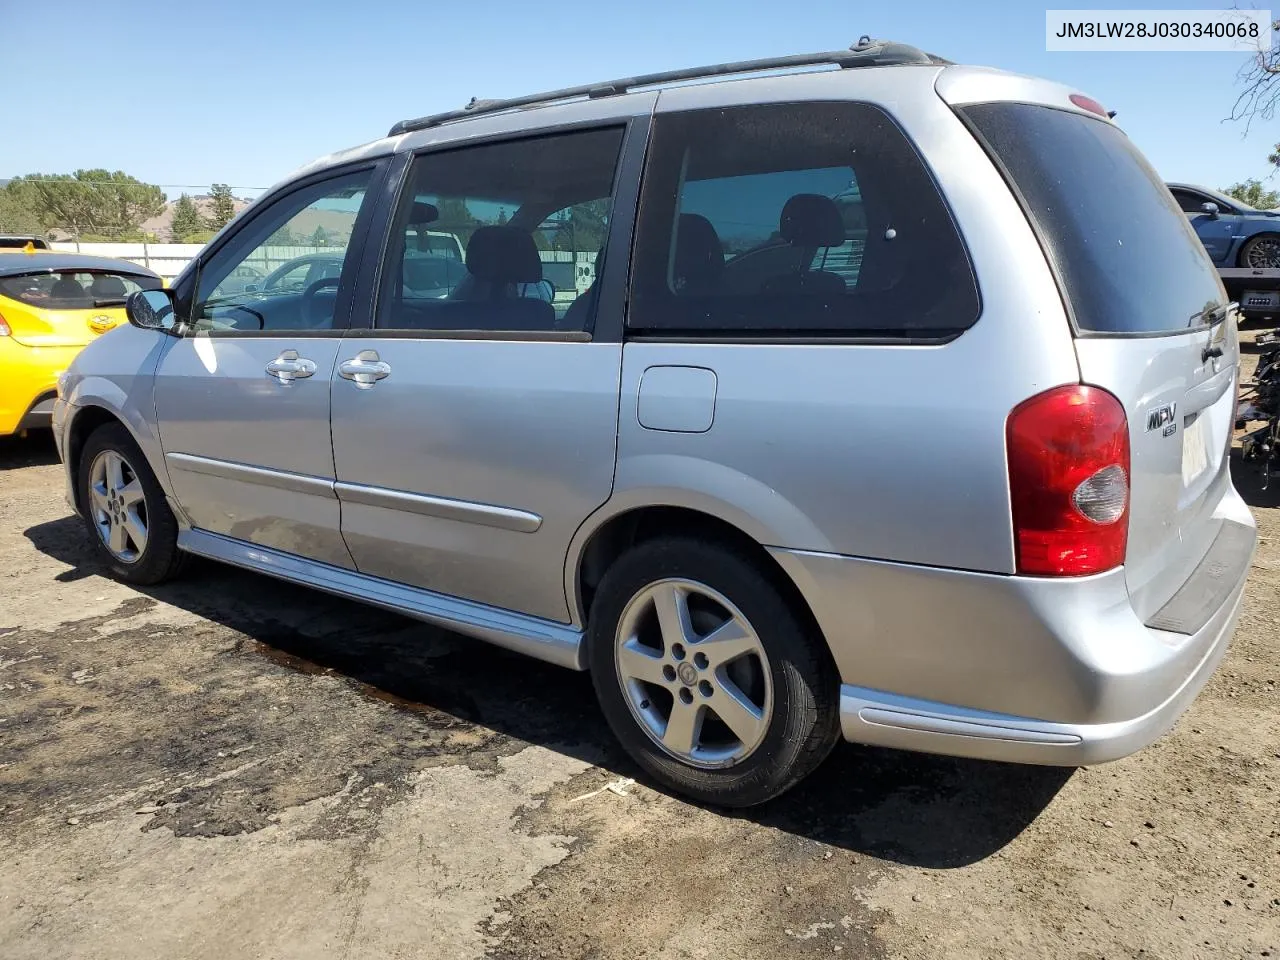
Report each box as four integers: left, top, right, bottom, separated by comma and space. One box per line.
24, 510, 1068, 868
1231, 446, 1280, 509
1240, 340, 1275, 355
0, 431, 59, 470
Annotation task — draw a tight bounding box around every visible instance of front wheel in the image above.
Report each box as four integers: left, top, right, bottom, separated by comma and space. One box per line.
1239, 234, 1280, 269
588, 538, 840, 807
77, 423, 186, 585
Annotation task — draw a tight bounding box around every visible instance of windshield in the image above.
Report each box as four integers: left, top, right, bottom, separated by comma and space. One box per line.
0, 270, 160, 309
961, 103, 1226, 334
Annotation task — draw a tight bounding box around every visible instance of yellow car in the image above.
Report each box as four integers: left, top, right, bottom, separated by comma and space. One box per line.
0, 247, 163, 436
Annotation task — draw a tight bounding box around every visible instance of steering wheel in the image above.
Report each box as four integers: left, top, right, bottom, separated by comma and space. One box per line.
301, 277, 341, 328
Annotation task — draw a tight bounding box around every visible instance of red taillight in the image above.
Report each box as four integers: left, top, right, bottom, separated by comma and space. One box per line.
1007, 385, 1130, 576
1069, 93, 1110, 118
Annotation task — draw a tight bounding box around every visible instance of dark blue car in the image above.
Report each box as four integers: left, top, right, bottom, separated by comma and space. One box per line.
1168, 183, 1280, 268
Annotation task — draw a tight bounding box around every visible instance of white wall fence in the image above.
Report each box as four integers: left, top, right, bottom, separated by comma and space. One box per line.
50, 241, 205, 281
51, 242, 383, 282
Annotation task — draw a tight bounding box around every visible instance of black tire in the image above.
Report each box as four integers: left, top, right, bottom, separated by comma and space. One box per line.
77, 422, 187, 585
587, 537, 840, 807
1238, 233, 1280, 269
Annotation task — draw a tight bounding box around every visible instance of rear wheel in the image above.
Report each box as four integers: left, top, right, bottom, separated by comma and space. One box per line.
1239, 233, 1280, 269
588, 537, 840, 807
77, 423, 186, 585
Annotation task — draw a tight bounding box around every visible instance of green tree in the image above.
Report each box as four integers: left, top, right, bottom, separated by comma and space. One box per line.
562, 199, 609, 254
207, 183, 237, 229
268, 224, 296, 245
170, 193, 205, 241
310, 226, 328, 246
535, 201, 609, 255
433, 197, 479, 246
1224, 178, 1280, 209
0, 191, 45, 235
80, 230, 158, 242
3, 169, 165, 238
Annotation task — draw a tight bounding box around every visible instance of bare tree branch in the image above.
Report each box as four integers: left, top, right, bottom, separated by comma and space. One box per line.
1229, 18, 1280, 134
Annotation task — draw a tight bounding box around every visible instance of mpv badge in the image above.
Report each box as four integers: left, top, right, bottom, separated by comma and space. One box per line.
1147, 402, 1177, 436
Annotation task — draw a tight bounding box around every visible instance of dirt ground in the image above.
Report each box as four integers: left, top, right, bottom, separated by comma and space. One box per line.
1, 345, 1278, 960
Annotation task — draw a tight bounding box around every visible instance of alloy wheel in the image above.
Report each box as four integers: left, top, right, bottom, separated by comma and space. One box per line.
88, 450, 148, 563
614, 578, 773, 769
1244, 236, 1280, 269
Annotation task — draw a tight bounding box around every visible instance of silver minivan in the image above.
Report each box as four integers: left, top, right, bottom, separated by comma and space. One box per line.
53, 39, 1257, 806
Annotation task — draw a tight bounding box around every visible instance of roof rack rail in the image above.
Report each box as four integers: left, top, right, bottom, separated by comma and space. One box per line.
387, 37, 944, 137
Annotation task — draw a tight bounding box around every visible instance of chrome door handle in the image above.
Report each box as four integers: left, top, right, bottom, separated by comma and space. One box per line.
339, 350, 391, 389
265, 350, 317, 383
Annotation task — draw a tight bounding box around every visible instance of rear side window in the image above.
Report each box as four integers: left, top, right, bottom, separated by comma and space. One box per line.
959, 103, 1225, 334
628, 101, 978, 338
0, 270, 159, 309
376, 127, 623, 334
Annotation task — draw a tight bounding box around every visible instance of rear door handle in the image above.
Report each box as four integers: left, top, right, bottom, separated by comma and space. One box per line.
265, 350, 317, 383
339, 350, 391, 388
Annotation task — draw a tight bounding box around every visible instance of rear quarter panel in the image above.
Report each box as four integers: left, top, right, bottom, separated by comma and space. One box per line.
579, 67, 1079, 605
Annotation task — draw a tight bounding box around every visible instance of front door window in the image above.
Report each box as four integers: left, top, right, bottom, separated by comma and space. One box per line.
193, 170, 373, 332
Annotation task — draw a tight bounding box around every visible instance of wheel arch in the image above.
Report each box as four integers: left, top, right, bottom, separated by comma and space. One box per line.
65, 404, 132, 515
1237, 229, 1280, 267
63, 392, 171, 518
566, 498, 828, 657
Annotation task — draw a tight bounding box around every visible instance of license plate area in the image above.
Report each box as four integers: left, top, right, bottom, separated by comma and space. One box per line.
1181, 413, 1209, 487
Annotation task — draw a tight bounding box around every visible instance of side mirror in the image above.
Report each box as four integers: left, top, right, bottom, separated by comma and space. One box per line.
1200, 201, 1220, 219
125, 288, 178, 333
244, 283, 260, 293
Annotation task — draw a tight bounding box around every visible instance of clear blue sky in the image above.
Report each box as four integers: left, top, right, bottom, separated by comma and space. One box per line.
1, 0, 1276, 198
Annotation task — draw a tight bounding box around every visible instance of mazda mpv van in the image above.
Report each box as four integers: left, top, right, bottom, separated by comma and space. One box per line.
54, 38, 1257, 806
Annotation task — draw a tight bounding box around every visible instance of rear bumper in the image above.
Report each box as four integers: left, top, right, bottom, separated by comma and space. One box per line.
1218, 267, 1280, 318
836, 569, 1244, 765
0, 338, 78, 436
770, 487, 1256, 766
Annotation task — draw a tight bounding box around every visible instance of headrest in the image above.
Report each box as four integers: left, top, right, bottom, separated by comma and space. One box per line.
465, 226, 542, 284
779, 194, 844, 247
51, 276, 85, 297
673, 214, 723, 293
409, 201, 439, 224
90, 275, 127, 297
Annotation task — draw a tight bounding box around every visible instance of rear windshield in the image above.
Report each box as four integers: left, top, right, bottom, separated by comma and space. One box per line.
0, 270, 160, 309
959, 103, 1225, 335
